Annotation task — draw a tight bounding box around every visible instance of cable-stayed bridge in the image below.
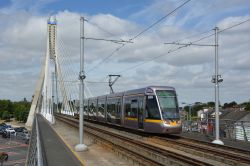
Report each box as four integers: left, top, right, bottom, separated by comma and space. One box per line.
26, 16, 79, 127
21, 14, 250, 166
25, 16, 85, 165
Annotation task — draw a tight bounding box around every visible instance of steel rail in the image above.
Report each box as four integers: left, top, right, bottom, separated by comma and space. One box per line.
152, 136, 250, 165
55, 114, 250, 165
55, 114, 219, 166
55, 115, 160, 166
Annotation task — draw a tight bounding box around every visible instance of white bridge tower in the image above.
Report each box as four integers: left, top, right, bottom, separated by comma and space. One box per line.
26, 16, 72, 127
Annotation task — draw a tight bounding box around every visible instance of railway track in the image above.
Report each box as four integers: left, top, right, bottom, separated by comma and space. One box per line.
149, 136, 250, 166
55, 114, 250, 166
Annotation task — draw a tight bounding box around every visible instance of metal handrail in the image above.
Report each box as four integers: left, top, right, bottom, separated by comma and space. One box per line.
26, 114, 44, 166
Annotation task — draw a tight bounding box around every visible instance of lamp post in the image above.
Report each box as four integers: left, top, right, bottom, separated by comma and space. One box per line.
75, 16, 88, 151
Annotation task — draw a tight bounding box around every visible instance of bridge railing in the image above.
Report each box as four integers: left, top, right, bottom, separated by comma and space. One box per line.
26, 114, 44, 166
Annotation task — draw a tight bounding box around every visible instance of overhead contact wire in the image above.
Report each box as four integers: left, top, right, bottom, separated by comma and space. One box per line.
116, 18, 250, 74
86, 0, 192, 74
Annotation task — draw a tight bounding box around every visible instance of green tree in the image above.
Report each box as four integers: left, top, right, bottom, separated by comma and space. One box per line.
207, 101, 215, 107
228, 101, 237, 107
19, 110, 29, 122
223, 103, 228, 108
0, 100, 13, 118
14, 104, 26, 121
245, 103, 250, 111
2, 111, 10, 121
0, 99, 30, 122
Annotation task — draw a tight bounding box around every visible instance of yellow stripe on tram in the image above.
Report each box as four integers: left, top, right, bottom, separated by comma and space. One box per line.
125, 117, 138, 121
144, 119, 163, 123
125, 118, 165, 124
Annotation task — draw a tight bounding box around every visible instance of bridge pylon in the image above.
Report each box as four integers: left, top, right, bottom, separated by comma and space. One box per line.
26, 16, 59, 127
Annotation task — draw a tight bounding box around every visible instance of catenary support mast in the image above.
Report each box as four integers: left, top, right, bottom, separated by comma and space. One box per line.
212, 27, 224, 145
75, 16, 88, 151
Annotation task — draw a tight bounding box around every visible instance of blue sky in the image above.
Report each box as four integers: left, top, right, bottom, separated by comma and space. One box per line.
1, 0, 249, 28
0, 0, 152, 17
44, 0, 152, 17
0, 0, 250, 104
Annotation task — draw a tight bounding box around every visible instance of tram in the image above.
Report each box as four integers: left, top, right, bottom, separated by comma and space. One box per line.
83, 86, 182, 134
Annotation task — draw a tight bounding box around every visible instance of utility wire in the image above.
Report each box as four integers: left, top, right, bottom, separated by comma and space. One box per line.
116, 18, 250, 74
84, 37, 133, 44
129, 0, 191, 41
219, 18, 250, 33
165, 18, 250, 46
166, 29, 214, 54
85, 19, 129, 73
192, 18, 250, 43
86, 0, 192, 74
85, 19, 118, 37
86, 81, 108, 83
85, 19, 130, 44
165, 42, 215, 46
87, 44, 125, 73
174, 29, 213, 43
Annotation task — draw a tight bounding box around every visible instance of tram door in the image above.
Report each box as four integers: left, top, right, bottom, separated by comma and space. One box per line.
138, 97, 144, 129
116, 98, 121, 125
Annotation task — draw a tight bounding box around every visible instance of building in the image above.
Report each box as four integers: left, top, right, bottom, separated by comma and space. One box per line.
220, 111, 250, 141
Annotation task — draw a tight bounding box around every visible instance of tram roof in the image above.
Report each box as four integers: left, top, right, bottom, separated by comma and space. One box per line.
124, 86, 175, 96
86, 86, 175, 100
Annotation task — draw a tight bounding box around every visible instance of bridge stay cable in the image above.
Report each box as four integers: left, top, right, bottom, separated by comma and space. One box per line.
57, 38, 79, 97
57, 38, 80, 115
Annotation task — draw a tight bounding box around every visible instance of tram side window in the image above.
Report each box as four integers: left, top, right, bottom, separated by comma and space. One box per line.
107, 100, 111, 116
107, 99, 115, 117
89, 101, 92, 113
146, 95, 161, 119
110, 99, 116, 117
98, 100, 105, 116
90, 101, 96, 114
125, 98, 137, 118
131, 99, 138, 118
95, 99, 98, 115
87, 100, 90, 113
84, 102, 88, 114
138, 97, 144, 114
116, 98, 121, 117
124, 98, 131, 117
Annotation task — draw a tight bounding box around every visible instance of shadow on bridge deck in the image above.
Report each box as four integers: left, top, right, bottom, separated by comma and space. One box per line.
37, 114, 83, 166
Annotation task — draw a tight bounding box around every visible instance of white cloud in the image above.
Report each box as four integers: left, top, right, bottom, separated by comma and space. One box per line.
0, 1, 249, 105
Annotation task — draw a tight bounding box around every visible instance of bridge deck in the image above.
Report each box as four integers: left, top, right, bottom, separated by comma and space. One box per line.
37, 114, 82, 166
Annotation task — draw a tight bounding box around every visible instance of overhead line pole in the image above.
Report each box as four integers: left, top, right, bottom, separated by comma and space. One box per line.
212, 27, 224, 145
75, 16, 88, 151
166, 27, 224, 145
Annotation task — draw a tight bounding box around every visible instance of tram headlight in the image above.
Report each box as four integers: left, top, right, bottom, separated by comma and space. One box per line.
177, 120, 182, 124
163, 120, 171, 124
